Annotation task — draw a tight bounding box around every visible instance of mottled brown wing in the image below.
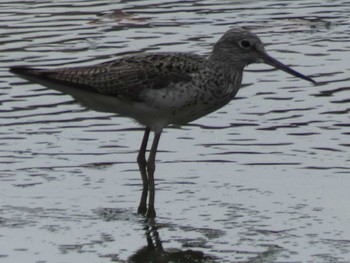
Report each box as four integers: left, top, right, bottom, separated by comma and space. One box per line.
11, 53, 205, 101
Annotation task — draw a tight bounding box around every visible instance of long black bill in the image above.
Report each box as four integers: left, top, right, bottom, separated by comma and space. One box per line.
263, 53, 316, 84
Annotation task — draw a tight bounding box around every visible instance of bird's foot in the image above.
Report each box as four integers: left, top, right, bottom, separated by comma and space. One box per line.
137, 205, 147, 215
146, 208, 156, 218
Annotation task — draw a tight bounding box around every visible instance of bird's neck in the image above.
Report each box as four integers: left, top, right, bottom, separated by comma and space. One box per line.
209, 53, 245, 74
209, 56, 243, 85
207, 57, 243, 99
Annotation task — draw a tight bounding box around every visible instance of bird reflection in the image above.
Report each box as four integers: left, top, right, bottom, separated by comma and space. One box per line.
128, 218, 216, 263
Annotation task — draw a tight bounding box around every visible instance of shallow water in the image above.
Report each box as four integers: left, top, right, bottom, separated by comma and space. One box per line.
1, 0, 350, 262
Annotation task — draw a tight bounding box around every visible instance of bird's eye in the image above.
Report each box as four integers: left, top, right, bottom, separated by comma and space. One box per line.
239, 40, 251, 49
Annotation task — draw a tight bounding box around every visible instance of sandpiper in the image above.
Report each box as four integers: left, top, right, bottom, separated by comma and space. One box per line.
10, 27, 316, 217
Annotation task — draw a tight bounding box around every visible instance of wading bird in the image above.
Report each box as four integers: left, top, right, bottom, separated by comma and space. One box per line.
10, 27, 315, 217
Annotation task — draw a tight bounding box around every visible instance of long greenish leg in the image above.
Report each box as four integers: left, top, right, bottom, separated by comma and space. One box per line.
146, 130, 162, 218
137, 127, 151, 215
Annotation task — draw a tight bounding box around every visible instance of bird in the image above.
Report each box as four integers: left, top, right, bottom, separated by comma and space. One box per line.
10, 27, 316, 217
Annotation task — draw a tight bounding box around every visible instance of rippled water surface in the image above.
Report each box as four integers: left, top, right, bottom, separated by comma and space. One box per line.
1, 0, 350, 262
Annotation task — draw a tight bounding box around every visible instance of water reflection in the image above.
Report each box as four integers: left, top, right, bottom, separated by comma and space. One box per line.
128, 218, 216, 263
97, 208, 217, 262
96, 206, 289, 263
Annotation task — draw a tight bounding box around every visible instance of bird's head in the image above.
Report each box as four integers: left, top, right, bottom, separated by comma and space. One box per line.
211, 27, 315, 84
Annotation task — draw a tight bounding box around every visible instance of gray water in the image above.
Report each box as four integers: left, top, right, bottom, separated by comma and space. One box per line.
1, 0, 350, 262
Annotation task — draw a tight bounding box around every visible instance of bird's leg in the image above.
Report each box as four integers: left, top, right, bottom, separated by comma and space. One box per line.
137, 127, 151, 215
146, 131, 162, 218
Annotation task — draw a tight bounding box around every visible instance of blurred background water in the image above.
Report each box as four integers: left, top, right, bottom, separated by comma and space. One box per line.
1, 0, 350, 262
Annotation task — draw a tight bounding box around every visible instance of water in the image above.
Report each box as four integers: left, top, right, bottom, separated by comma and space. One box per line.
1, 0, 350, 262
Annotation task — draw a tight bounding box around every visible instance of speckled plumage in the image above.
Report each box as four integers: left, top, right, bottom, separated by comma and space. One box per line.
11, 51, 242, 131
10, 27, 315, 217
